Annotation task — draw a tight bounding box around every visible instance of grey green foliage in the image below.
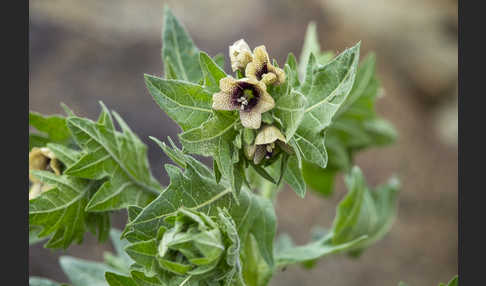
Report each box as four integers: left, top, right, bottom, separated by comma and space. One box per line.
29, 143, 108, 249
65, 103, 161, 211
27, 6, 444, 286
29, 103, 160, 250
162, 6, 202, 82
276, 166, 399, 266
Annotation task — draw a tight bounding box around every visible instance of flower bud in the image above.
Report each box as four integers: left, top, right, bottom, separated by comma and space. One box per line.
246, 125, 293, 165
157, 208, 225, 276
229, 39, 253, 72
29, 147, 61, 200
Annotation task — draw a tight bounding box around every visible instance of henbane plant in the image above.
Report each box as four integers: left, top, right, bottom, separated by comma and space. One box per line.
28, 6, 457, 286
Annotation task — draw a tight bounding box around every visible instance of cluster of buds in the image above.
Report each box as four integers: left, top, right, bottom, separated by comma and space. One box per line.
213, 39, 294, 165
213, 39, 286, 129
156, 208, 237, 280
28, 147, 61, 200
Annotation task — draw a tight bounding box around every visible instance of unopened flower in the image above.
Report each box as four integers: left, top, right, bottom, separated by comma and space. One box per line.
229, 39, 253, 72
29, 147, 61, 200
157, 208, 227, 277
245, 45, 286, 86
245, 125, 293, 164
212, 76, 275, 129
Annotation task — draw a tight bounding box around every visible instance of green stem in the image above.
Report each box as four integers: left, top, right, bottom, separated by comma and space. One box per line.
260, 180, 277, 201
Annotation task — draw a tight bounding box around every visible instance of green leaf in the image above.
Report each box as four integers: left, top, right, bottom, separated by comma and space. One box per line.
213, 53, 225, 70
199, 51, 227, 92
144, 74, 213, 131
59, 256, 119, 286
298, 22, 320, 79
241, 234, 272, 286
29, 171, 96, 249
302, 161, 337, 197
327, 54, 397, 151
47, 143, 82, 167
29, 112, 71, 144
292, 128, 328, 169
283, 156, 306, 198
131, 271, 162, 286
285, 53, 300, 88
331, 166, 400, 255
324, 54, 397, 171
162, 6, 202, 83
277, 166, 399, 267
179, 112, 238, 157
124, 239, 159, 274
292, 42, 360, 169
64, 103, 160, 211
439, 275, 458, 286
29, 134, 51, 151
105, 272, 137, 286
214, 135, 243, 195
275, 232, 367, 267
274, 89, 307, 141
300, 42, 361, 135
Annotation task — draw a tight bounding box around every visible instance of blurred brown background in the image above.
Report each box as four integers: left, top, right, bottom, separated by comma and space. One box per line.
29, 0, 458, 285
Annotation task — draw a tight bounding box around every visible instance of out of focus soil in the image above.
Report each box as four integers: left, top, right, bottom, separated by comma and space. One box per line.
29, 1, 457, 285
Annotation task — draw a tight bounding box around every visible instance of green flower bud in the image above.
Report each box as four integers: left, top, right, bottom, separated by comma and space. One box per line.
157, 208, 225, 277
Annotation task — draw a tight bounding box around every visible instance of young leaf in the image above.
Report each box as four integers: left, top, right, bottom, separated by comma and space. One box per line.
64, 103, 161, 211
241, 234, 273, 286
30, 112, 71, 143
29, 112, 72, 150
330, 166, 400, 255
213, 53, 225, 70
199, 51, 227, 92
439, 275, 458, 286
300, 42, 361, 135
298, 22, 320, 79
178, 111, 238, 157
144, 74, 213, 131
291, 42, 360, 170
131, 271, 162, 286
162, 6, 202, 83
275, 232, 367, 267
105, 272, 137, 286
274, 89, 307, 141
285, 53, 300, 88
301, 160, 337, 197
324, 54, 397, 170
283, 156, 306, 198
292, 129, 328, 169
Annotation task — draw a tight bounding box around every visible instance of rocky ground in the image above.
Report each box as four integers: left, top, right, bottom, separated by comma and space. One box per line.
29, 1, 457, 285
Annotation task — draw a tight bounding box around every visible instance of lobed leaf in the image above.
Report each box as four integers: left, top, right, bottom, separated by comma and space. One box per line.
65, 103, 161, 211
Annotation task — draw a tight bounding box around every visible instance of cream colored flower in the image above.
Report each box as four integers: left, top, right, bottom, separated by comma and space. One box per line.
245, 45, 286, 86
245, 125, 293, 164
212, 76, 275, 129
29, 147, 61, 200
229, 39, 253, 72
